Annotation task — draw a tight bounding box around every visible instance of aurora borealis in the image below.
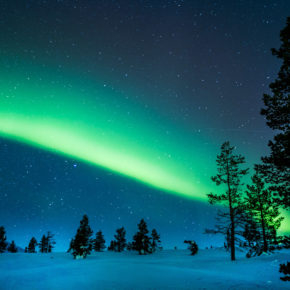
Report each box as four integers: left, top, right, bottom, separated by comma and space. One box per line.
0, 0, 289, 250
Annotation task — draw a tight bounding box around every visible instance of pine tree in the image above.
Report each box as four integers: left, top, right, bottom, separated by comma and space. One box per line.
114, 227, 126, 252
150, 229, 162, 253
39, 235, 48, 253
0, 226, 8, 253
245, 168, 284, 252
7, 240, 18, 253
260, 17, 290, 208
47, 232, 56, 253
94, 230, 106, 252
39, 232, 56, 253
132, 219, 151, 255
28, 237, 37, 253
242, 219, 260, 248
208, 141, 249, 261
70, 215, 93, 259
108, 240, 117, 251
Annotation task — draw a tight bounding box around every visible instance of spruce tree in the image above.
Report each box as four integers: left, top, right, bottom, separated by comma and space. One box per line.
70, 215, 93, 259
132, 219, 151, 255
208, 141, 248, 261
28, 237, 37, 253
39, 235, 48, 253
260, 17, 290, 208
0, 226, 8, 253
94, 230, 106, 252
7, 240, 18, 253
114, 227, 126, 252
150, 229, 162, 253
245, 168, 284, 252
108, 240, 117, 251
39, 232, 56, 253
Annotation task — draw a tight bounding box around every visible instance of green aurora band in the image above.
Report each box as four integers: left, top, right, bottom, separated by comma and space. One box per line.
0, 69, 210, 201
0, 67, 289, 233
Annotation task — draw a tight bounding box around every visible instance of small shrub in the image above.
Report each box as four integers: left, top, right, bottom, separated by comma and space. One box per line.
184, 240, 198, 256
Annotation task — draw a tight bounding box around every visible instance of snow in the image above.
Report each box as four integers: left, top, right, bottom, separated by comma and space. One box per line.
0, 248, 289, 289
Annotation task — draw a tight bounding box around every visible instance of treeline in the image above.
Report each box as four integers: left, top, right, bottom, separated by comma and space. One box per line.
0, 227, 55, 254
67, 216, 162, 259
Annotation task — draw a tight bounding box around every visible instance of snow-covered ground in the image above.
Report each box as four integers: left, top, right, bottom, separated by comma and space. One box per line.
0, 248, 289, 289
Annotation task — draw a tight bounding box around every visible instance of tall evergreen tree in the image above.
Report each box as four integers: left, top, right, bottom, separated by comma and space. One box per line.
0, 226, 8, 253
150, 229, 162, 253
114, 227, 126, 252
260, 17, 290, 208
7, 240, 18, 253
70, 215, 93, 259
39, 232, 56, 253
108, 240, 117, 251
245, 168, 284, 252
132, 219, 151, 255
94, 230, 106, 252
28, 237, 38, 253
208, 141, 249, 261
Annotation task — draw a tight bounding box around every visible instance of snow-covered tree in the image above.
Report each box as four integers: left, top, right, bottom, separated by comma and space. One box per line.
0, 226, 8, 253
94, 230, 106, 252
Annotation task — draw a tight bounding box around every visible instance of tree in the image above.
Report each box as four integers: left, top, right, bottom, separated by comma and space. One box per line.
28, 237, 38, 253
242, 220, 260, 249
70, 215, 93, 259
132, 219, 151, 255
114, 227, 126, 252
0, 226, 8, 253
184, 240, 198, 255
7, 240, 18, 253
208, 141, 249, 261
94, 230, 106, 252
39, 232, 56, 253
150, 229, 162, 253
260, 17, 290, 208
245, 168, 284, 252
108, 240, 117, 251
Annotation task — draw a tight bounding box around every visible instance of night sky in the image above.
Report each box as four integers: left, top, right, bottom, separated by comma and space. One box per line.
0, 0, 289, 251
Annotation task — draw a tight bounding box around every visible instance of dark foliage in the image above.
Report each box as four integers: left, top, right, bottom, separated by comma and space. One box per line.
39, 232, 56, 253
28, 237, 38, 253
114, 227, 126, 252
245, 168, 283, 253
207, 141, 248, 261
7, 240, 18, 253
150, 229, 162, 253
132, 219, 151, 255
108, 240, 117, 251
260, 17, 290, 208
94, 230, 106, 252
70, 215, 93, 259
184, 240, 198, 255
0, 226, 8, 253
279, 262, 290, 281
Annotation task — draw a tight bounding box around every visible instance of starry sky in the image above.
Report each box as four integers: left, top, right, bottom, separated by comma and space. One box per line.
0, 0, 289, 251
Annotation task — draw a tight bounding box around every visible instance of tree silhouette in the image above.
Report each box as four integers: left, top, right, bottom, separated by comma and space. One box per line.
260, 17, 290, 208
208, 141, 248, 261
7, 240, 18, 253
0, 226, 8, 253
132, 219, 151, 255
94, 230, 106, 252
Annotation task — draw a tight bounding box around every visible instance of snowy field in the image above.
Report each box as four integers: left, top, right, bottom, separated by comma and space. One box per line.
0, 248, 289, 289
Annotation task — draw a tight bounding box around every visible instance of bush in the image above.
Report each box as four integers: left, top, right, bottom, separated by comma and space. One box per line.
279, 262, 290, 281
184, 240, 198, 256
